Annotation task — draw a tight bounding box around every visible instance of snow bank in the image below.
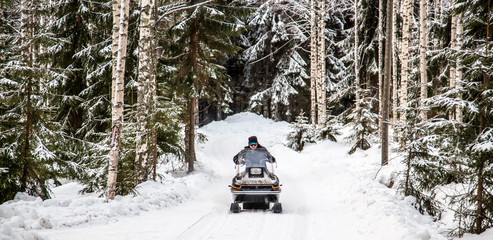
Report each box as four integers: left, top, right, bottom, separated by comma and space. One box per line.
0, 174, 193, 240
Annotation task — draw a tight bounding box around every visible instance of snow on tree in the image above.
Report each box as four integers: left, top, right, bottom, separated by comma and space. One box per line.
165, 0, 248, 172
135, 0, 156, 184
108, 0, 130, 200
286, 110, 316, 151
0, 0, 74, 202
241, 0, 309, 121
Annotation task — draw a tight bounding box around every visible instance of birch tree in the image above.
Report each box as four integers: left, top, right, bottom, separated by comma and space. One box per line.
419, 0, 428, 121
316, 0, 326, 127
135, 0, 156, 184
449, 12, 457, 120
399, 0, 412, 143
455, 13, 463, 122
309, 0, 327, 127
108, 0, 130, 200
449, 12, 463, 123
310, 0, 318, 125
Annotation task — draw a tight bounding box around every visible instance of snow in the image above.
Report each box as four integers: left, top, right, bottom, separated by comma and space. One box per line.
1, 112, 492, 240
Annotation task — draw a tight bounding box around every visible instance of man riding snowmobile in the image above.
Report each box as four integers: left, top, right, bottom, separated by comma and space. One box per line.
229, 136, 282, 213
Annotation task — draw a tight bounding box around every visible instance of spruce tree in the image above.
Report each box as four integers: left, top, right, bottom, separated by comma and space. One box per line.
164, 0, 248, 172
405, 0, 493, 235
0, 0, 73, 203
286, 110, 315, 151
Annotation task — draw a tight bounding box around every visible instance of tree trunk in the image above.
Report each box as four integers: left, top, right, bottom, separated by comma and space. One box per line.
399, 0, 412, 144
135, 0, 155, 184
450, 14, 457, 120
111, 0, 120, 106
185, 98, 196, 173
20, 0, 33, 191
317, 0, 326, 127
378, 0, 384, 132
108, 0, 129, 200
354, 0, 360, 109
183, 4, 201, 173
354, 0, 361, 109
476, 2, 490, 233
382, 0, 394, 166
216, 89, 223, 121
263, 98, 269, 118
392, 0, 400, 129
310, 0, 317, 126
456, 13, 463, 122
419, 0, 428, 121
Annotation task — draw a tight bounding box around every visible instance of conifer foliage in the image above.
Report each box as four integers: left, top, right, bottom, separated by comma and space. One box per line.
0, 0, 73, 202
286, 110, 315, 151
164, 0, 247, 173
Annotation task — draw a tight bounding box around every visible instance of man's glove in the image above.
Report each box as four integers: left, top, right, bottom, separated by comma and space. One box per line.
233, 155, 238, 164
271, 156, 276, 162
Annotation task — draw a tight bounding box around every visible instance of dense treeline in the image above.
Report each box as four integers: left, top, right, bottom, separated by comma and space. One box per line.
0, 0, 491, 236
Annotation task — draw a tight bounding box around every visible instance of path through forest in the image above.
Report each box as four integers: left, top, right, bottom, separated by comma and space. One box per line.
37, 113, 446, 240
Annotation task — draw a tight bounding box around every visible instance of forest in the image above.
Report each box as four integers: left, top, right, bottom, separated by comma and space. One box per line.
0, 0, 492, 237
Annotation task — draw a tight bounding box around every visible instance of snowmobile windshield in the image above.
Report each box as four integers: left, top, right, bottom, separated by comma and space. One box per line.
239, 149, 270, 168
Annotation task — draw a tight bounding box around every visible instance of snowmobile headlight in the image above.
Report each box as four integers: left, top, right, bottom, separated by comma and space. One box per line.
249, 168, 262, 175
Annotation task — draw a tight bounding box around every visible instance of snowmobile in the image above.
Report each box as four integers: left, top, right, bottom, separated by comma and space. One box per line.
229, 149, 282, 213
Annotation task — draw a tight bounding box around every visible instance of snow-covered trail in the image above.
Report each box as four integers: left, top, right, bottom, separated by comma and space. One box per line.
37, 113, 446, 240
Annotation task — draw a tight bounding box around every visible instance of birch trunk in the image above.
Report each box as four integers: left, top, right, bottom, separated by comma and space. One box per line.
419, 0, 428, 121
382, 0, 394, 166
399, 0, 412, 142
108, 0, 129, 200
310, 0, 318, 126
111, 0, 120, 107
450, 14, 457, 121
354, 0, 360, 109
455, 13, 463, 122
317, 0, 326, 127
135, 0, 155, 184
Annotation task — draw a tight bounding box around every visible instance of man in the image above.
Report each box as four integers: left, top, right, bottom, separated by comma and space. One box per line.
233, 136, 276, 164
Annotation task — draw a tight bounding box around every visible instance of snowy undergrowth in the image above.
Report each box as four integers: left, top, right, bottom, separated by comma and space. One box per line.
0, 169, 206, 240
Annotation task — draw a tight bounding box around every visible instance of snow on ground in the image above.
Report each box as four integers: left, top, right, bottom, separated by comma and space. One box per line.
1, 112, 492, 240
